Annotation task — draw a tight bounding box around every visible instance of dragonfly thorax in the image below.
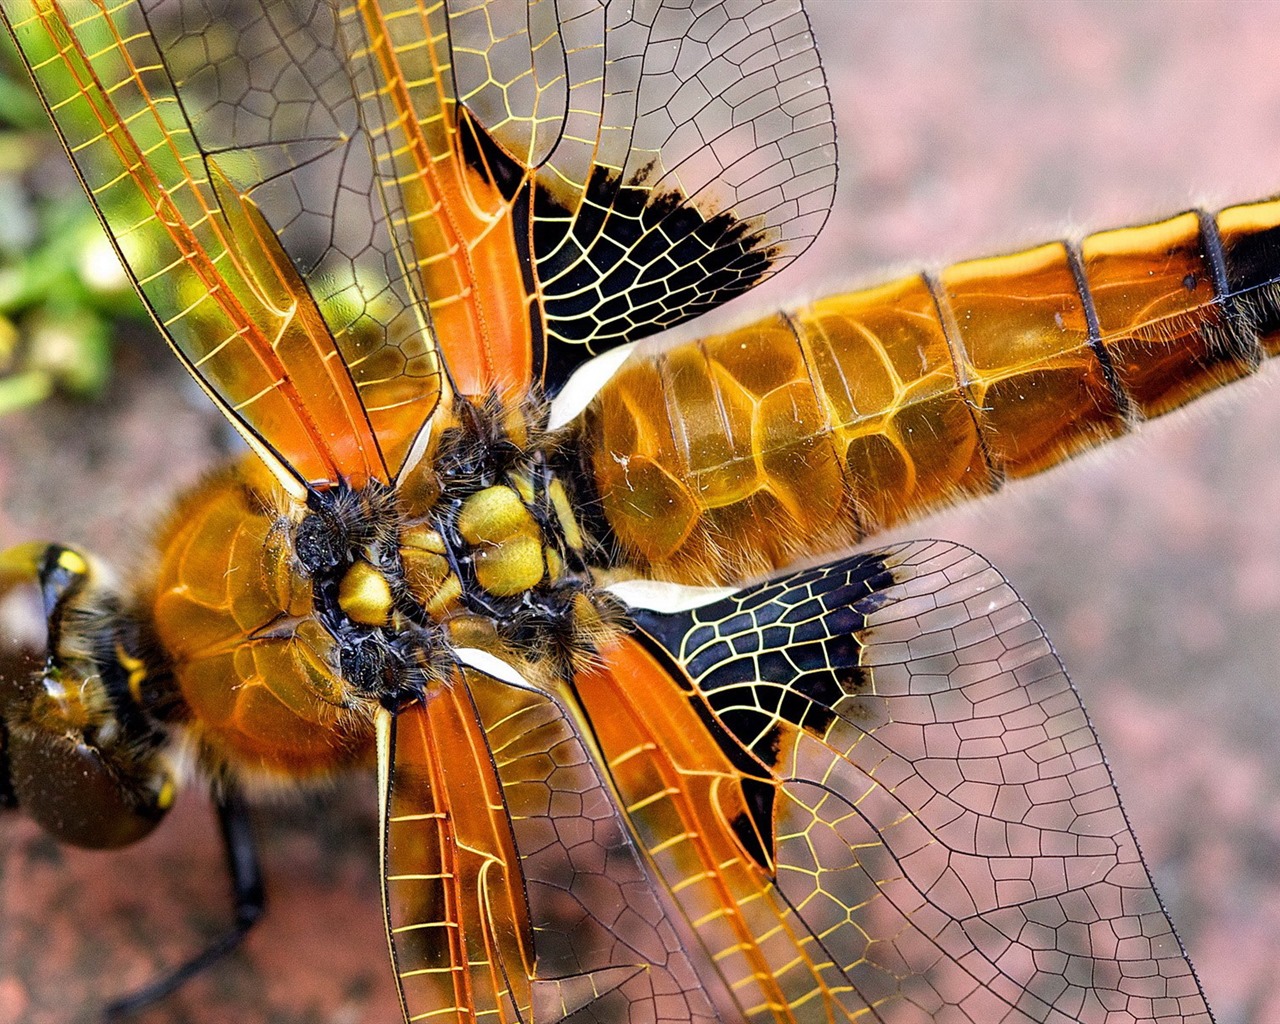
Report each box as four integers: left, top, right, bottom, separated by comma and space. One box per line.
293, 399, 608, 714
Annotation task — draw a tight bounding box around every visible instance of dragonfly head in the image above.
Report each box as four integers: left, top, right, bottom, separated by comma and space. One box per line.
0, 542, 176, 849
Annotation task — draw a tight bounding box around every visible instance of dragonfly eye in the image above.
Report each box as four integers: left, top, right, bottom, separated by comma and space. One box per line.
0, 647, 38, 812
0, 644, 175, 849
6, 719, 174, 849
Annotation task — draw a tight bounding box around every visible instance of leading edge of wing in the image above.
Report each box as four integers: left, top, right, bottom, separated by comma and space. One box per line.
5, 1, 444, 495
347, 0, 838, 401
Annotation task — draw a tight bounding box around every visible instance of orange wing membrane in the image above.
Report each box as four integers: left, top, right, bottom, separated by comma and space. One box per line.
4, 0, 442, 492
593, 541, 1211, 1023
0, 3, 1221, 1023
378, 670, 717, 1023
8, 0, 836, 477
344, 0, 837, 395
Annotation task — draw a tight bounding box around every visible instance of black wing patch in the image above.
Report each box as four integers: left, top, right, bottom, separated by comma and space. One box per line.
621, 539, 1212, 1023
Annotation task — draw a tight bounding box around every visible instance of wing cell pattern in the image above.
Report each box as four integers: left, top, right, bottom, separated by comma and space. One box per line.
7, 0, 835, 427
344, 0, 837, 393
381, 669, 719, 1023
7, 5, 1200, 1024
342, 0, 542, 399
524, 0, 837, 389
590, 540, 1212, 1023
4, 0, 442, 490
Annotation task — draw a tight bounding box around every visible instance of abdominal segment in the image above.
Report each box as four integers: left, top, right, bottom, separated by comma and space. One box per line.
583, 198, 1280, 585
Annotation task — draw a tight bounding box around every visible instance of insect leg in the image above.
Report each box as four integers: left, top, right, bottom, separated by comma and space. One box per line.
103, 786, 265, 1020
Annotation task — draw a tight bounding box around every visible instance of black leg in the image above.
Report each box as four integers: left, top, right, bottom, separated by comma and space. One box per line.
103, 785, 266, 1020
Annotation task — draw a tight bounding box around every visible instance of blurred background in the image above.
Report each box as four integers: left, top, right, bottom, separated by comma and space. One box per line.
4, 2, 1280, 1022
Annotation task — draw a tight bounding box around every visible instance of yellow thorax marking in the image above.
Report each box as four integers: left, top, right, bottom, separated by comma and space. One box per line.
56, 548, 89, 578
116, 644, 149, 703
400, 525, 459, 617
338, 561, 394, 627
457, 485, 546, 598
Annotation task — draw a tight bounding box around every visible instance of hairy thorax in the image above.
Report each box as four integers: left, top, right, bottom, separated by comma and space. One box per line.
143, 400, 612, 783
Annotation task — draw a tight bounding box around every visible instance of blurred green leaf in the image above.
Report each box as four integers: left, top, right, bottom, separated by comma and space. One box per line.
0, 26, 147, 411
0, 30, 44, 131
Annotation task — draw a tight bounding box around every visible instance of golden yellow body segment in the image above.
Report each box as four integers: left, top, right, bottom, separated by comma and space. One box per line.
586, 200, 1280, 584
147, 461, 368, 778
134, 196, 1280, 774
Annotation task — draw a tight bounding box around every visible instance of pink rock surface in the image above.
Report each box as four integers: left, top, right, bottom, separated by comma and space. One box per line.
4, 3, 1280, 1022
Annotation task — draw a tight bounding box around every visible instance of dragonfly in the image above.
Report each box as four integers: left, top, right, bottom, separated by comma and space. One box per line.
0, 2, 1264, 1024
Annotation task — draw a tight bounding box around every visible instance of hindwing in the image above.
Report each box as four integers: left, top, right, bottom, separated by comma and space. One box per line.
597, 539, 1212, 1023
378, 666, 718, 1023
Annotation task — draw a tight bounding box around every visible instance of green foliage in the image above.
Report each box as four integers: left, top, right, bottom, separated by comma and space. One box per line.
0, 29, 147, 414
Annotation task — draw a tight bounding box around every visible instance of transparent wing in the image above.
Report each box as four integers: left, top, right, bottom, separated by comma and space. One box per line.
4, 0, 441, 493
377, 667, 718, 1023
579, 540, 1212, 1023
7, 0, 836, 448
344, 0, 837, 396
526, 0, 837, 391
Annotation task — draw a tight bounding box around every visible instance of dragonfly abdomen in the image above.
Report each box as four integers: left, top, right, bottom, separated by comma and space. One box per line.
586, 199, 1280, 585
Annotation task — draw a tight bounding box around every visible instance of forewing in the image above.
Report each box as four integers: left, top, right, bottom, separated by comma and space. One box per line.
377, 665, 718, 1023
585, 540, 1211, 1023
4, 1, 442, 493
340, 0, 540, 401
343, 0, 837, 397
